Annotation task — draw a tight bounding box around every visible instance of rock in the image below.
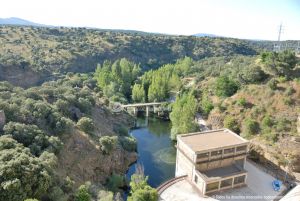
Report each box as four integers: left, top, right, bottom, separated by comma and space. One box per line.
0, 110, 5, 131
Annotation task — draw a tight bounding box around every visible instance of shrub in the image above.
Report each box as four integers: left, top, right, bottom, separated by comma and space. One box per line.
75, 185, 91, 201
77, 117, 94, 134
283, 97, 293, 105
243, 118, 259, 136
267, 78, 278, 90
107, 173, 125, 192
201, 95, 214, 116
214, 76, 239, 97
120, 136, 137, 152
285, 86, 295, 95
97, 190, 114, 201
113, 124, 128, 136
263, 132, 278, 143
127, 174, 158, 201
223, 116, 240, 133
236, 97, 247, 107
261, 115, 273, 128
99, 136, 118, 154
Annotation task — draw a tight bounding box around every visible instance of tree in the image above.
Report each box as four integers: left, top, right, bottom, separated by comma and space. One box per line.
223, 116, 240, 133
75, 185, 91, 201
77, 117, 94, 134
200, 94, 214, 116
240, 65, 268, 84
261, 50, 297, 77
214, 76, 239, 97
170, 93, 198, 140
0, 136, 51, 201
127, 174, 158, 201
132, 84, 145, 103
267, 78, 278, 90
243, 119, 259, 137
99, 136, 118, 154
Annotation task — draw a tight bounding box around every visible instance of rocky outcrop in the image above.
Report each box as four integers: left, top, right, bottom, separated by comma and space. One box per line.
249, 139, 299, 182
56, 130, 137, 187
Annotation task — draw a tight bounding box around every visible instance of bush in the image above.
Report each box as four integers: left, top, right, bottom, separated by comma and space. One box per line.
243, 118, 259, 136
263, 132, 278, 143
223, 116, 240, 133
261, 115, 273, 128
201, 95, 214, 116
77, 117, 94, 134
97, 190, 114, 201
99, 136, 118, 154
107, 173, 125, 192
75, 185, 91, 201
127, 174, 158, 201
236, 97, 247, 107
283, 97, 293, 105
113, 124, 128, 136
267, 78, 278, 90
214, 76, 239, 97
120, 136, 137, 152
285, 86, 295, 95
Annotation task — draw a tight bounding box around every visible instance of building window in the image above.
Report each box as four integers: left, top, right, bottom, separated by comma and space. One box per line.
224, 147, 235, 154
197, 152, 209, 159
206, 182, 219, 192
220, 178, 233, 188
234, 175, 246, 185
194, 175, 198, 183
211, 150, 222, 156
236, 145, 247, 152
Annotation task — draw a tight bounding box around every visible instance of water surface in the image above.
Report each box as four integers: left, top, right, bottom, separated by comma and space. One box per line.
126, 116, 176, 187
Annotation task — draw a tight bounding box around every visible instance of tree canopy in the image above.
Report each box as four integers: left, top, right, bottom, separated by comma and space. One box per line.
170, 93, 198, 140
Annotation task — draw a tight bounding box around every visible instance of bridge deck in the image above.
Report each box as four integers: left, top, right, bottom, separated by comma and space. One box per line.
122, 102, 166, 107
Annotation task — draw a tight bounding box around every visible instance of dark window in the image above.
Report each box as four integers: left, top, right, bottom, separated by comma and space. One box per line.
206, 182, 219, 191
236, 145, 247, 152
220, 178, 233, 188
211, 150, 222, 156
197, 152, 209, 159
234, 175, 246, 184
194, 175, 198, 183
224, 147, 235, 154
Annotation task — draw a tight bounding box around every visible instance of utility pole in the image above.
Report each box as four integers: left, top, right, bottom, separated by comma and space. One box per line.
274, 24, 284, 52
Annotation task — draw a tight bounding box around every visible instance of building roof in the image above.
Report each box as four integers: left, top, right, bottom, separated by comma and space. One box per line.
177, 129, 248, 153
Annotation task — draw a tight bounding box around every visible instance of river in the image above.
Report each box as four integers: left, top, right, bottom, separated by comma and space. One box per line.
126, 115, 176, 187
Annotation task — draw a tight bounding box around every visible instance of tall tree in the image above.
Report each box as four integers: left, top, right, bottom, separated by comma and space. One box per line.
132, 84, 146, 103
170, 93, 198, 140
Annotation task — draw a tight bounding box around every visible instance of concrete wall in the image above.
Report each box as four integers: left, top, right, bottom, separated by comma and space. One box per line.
175, 139, 196, 179
175, 148, 194, 179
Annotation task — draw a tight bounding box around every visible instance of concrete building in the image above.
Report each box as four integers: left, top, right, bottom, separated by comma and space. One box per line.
175, 129, 249, 195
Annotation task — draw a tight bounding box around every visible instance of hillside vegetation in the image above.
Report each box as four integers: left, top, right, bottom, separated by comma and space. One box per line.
0, 74, 137, 201
0, 26, 267, 87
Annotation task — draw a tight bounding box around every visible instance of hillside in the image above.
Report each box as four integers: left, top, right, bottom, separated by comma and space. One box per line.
179, 52, 300, 180
0, 25, 266, 87
0, 74, 137, 201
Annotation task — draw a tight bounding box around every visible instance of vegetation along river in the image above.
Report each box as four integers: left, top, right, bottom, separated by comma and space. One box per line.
126, 115, 176, 187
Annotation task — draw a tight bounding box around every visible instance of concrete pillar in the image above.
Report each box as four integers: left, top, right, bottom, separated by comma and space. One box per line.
133, 107, 137, 116
146, 106, 149, 117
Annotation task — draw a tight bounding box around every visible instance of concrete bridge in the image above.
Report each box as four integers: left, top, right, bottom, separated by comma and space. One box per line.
122, 102, 167, 116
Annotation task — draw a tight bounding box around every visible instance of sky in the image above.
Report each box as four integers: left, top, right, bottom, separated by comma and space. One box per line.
1, 0, 300, 40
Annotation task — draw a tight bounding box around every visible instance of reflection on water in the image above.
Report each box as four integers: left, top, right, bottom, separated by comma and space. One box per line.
126, 115, 176, 187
